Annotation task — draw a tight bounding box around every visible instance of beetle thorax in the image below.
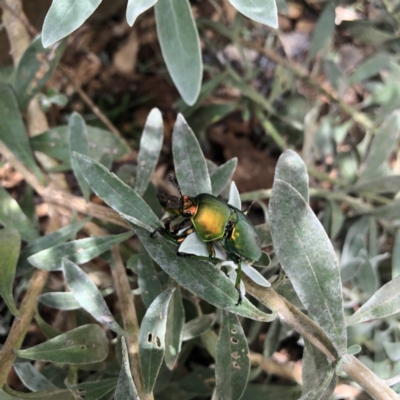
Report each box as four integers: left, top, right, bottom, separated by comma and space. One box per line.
182, 195, 198, 217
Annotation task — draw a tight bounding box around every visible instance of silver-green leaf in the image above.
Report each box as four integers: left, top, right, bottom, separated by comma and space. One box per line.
139, 289, 175, 394
269, 179, 347, 355
210, 158, 238, 196
165, 282, 185, 369
172, 114, 211, 196
155, 0, 202, 105
127, 0, 157, 26
0, 83, 45, 184
74, 153, 160, 229
0, 227, 20, 316
15, 324, 109, 364
42, 0, 102, 48
28, 231, 133, 271
215, 310, 250, 400
228, 0, 278, 28
38, 292, 81, 311
135, 108, 163, 196
13, 36, 66, 110
69, 112, 90, 201
275, 149, 308, 202
63, 258, 126, 335
346, 275, 400, 326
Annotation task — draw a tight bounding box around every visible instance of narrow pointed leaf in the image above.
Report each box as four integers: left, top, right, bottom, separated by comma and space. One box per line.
63, 258, 126, 335
228, 181, 241, 209
165, 282, 185, 369
0, 188, 39, 243
134, 224, 276, 322
115, 338, 139, 399
307, 3, 335, 62
31, 125, 129, 166
69, 112, 90, 201
15, 324, 109, 364
351, 175, 400, 194
135, 108, 163, 196
17, 219, 88, 276
172, 114, 211, 196
38, 292, 81, 310
73, 153, 160, 229
346, 275, 400, 325
127, 0, 157, 26
28, 231, 133, 271
14, 362, 57, 392
67, 378, 117, 400
270, 179, 347, 355
228, 0, 278, 28
42, 0, 102, 48
139, 289, 175, 394
215, 310, 250, 400
13, 36, 66, 110
210, 158, 238, 196
275, 149, 308, 202
182, 314, 214, 341
0, 83, 45, 183
0, 228, 20, 316
155, 0, 202, 105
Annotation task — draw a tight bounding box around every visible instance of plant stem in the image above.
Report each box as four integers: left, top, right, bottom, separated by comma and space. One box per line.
238, 39, 375, 131
243, 275, 399, 400
110, 247, 151, 400
0, 270, 48, 387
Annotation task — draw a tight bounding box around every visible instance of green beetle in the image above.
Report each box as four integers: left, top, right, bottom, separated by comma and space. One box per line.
150, 176, 262, 305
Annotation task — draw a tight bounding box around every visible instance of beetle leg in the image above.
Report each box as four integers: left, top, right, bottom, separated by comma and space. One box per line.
162, 214, 180, 231
207, 242, 215, 258
175, 226, 196, 257
234, 258, 242, 306
150, 226, 164, 238
171, 217, 191, 234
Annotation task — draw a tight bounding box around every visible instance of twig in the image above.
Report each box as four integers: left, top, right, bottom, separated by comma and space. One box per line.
42, 187, 129, 228
0, 270, 48, 387
243, 275, 399, 400
249, 352, 302, 384
59, 65, 135, 159
109, 248, 152, 400
238, 38, 375, 131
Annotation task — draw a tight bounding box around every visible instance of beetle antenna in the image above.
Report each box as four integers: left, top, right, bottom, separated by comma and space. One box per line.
167, 175, 183, 198
243, 201, 254, 215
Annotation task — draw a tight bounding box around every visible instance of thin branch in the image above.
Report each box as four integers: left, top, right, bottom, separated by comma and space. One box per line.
109, 247, 152, 400
0, 270, 48, 387
59, 65, 136, 160
243, 275, 399, 400
239, 38, 375, 131
42, 187, 129, 228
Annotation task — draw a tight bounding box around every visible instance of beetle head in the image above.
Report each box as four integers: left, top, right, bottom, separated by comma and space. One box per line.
157, 192, 182, 215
